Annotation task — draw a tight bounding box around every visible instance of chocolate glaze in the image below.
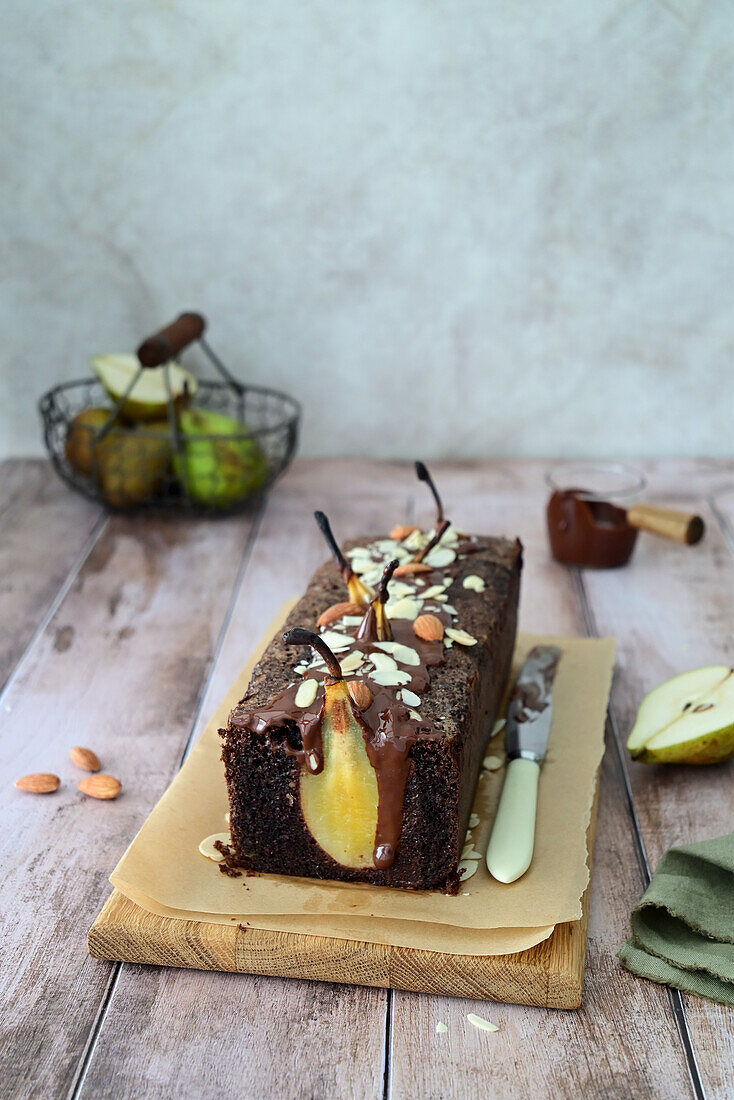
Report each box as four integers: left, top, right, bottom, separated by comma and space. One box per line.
512, 646, 561, 723
547, 489, 638, 568
230, 617, 446, 870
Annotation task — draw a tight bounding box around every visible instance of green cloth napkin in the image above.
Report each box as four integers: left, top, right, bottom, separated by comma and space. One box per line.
618, 832, 734, 1007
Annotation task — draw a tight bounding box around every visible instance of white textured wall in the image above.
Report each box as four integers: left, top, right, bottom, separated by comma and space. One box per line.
2, 1, 733, 461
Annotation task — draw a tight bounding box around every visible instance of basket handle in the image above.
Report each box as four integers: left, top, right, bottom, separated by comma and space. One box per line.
136, 312, 206, 368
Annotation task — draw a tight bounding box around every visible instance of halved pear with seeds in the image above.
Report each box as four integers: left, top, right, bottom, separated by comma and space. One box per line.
300, 677, 378, 867
92, 354, 196, 421
627, 666, 734, 765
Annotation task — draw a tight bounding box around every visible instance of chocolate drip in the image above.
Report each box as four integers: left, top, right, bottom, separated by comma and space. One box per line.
356, 603, 377, 644
230, 616, 446, 870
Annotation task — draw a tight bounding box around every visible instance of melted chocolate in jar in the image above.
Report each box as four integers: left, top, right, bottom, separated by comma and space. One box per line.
229, 552, 463, 871
547, 489, 638, 568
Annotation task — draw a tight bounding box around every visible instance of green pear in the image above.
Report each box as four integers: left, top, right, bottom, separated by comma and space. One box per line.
627, 665, 734, 765
65, 407, 115, 476
173, 409, 267, 507
92, 354, 196, 421
95, 423, 172, 508
300, 676, 378, 868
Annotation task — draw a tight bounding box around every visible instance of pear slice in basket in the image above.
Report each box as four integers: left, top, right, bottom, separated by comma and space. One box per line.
92, 353, 196, 421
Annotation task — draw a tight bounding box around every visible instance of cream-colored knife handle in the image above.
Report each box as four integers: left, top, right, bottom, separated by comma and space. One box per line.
486, 757, 540, 883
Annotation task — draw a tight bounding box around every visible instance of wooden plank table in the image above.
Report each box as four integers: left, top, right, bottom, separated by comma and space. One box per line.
0, 457, 731, 1099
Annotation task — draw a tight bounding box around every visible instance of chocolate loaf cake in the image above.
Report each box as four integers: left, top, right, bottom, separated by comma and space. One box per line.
220, 513, 522, 893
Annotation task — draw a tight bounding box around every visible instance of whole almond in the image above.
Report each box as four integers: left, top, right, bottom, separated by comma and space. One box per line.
394, 561, 432, 577
14, 773, 60, 794
348, 680, 372, 709
70, 746, 101, 773
316, 601, 363, 628
413, 614, 444, 642
78, 774, 121, 800
390, 524, 419, 541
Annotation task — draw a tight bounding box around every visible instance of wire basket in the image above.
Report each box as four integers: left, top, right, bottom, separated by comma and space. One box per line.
39, 313, 301, 515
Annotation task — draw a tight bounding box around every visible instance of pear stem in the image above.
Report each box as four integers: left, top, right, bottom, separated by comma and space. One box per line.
414, 518, 451, 564
415, 461, 444, 524
314, 511, 351, 585
377, 559, 399, 604
373, 558, 399, 641
283, 627, 343, 681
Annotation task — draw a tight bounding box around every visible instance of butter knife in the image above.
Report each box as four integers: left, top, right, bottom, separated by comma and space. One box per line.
486, 645, 562, 883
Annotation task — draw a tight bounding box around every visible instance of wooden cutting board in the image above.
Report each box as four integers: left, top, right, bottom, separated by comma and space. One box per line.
88, 792, 597, 1009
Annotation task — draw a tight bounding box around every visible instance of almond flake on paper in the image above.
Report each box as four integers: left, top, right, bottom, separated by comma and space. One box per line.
458, 859, 480, 880
467, 1013, 498, 1033
198, 833, 230, 862
483, 755, 503, 771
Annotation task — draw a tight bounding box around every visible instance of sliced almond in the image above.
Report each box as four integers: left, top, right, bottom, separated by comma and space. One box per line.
70, 746, 101, 773
469, 812, 480, 828
445, 627, 477, 647
370, 651, 398, 673
295, 678, 318, 708
421, 584, 447, 600
458, 859, 479, 880
424, 546, 456, 568
349, 557, 374, 575
316, 630, 352, 651
387, 642, 420, 666
462, 574, 486, 593
402, 528, 427, 552
483, 755, 503, 771
467, 1013, 499, 1033
340, 650, 364, 674
348, 681, 372, 709
413, 614, 444, 642
199, 832, 230, 862
361, 567, 385, 587
387, 597, 421, 621
394, 561, 432, 577
369, 669, 412, 687
78, 774, 121, 800
316, 601, 363, 628
400, 689, 421, 707
385, 580, 414, 599
390, 524, 419, 541
14, 773, 60, 794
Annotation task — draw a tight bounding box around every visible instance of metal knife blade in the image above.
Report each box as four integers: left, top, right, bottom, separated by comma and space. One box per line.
504, 645, 562, 763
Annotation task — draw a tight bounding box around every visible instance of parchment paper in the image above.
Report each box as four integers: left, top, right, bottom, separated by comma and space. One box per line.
111, 606, 615, 955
